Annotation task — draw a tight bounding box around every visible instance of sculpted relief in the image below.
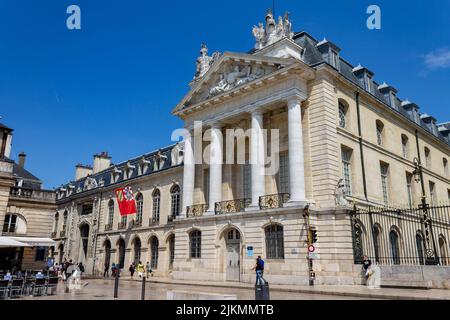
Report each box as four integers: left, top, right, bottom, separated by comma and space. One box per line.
253, 10, 294, 50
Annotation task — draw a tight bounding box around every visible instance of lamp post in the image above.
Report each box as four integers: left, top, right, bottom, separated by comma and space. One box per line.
413, 130, 439, 265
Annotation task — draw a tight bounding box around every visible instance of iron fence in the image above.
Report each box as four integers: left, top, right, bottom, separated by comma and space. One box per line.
351, 203, 450, 266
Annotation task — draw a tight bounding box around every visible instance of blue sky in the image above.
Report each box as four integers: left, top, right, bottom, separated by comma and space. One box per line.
0, 0, 449, 189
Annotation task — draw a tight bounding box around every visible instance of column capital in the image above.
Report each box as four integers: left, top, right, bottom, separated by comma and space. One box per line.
210, 122, 223, 130
286, 94, 306, 106
250, 108, 264, 117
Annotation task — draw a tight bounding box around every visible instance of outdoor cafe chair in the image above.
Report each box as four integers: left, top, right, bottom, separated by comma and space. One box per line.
32, 278, 46, 297
9, 278, 24, 299
0, 279, 10, 300
45, 277, 59, 295
24, 277, 35, 296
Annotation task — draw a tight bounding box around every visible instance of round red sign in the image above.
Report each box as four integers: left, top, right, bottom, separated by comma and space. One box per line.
308, 245, 315, 253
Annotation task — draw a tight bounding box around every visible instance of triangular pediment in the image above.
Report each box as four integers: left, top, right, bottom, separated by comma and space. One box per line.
172, 52, 297, 115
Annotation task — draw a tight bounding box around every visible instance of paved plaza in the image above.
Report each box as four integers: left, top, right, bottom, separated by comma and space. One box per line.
18, 277, 450, 300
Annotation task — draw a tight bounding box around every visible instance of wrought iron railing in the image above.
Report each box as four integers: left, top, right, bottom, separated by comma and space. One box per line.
258, 193, 290, 210
50, 232, 57, 238
167, 215, 176, 224
215, 198, 251, 215
351, 204, 450, 266
149, 216, 160, 225
186, 204, 208, 218
118, 222, 127, 230
133, 219, 142, 228
59, 230, 66, 238
104, 224, 113, 231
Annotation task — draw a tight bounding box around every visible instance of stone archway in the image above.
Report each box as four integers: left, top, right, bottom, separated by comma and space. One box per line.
221, 228, 241, 282
78, 224, 90, 265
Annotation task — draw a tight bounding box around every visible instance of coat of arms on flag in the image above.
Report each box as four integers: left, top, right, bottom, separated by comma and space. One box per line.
115, 186, 137, 216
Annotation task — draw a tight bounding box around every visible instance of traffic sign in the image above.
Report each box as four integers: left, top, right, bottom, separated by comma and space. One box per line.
308, 252, 320, 260
308, 245, 315, 253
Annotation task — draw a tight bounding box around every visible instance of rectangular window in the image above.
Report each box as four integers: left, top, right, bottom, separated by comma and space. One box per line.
380, 163, 389, 205
277, 152, 289, 194
406, 173, 413, 208
429, 181, 436, 205
2, 215, 17, 233
243, 163, 251, 200
35, 247, 46, 261
81, 203, 93, 216
341, 147, 353, 196
203, 169, 209, 205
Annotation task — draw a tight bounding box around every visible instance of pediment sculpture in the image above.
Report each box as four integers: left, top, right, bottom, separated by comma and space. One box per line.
208, 63, 270, 98
84, 176, 98, 191
194, 43, 221, 80
171, 143, 184, 166
253, 10, 294, 50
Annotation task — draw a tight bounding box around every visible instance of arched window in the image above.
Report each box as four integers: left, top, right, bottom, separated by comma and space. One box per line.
134, 238, 141, 264
168, 234, 175, 269
189, 230, 201, 259
373, 224, 381, 263
62, 211, 68, 234
338, 101, 347, 128
401, 134, 409, 158
135, 193, 143, 225
265, 224, 284, 259
2, 214, 17, 233
152, 189, 161, 223
150, 237, 159, 269
104, 240, 111, 268
416, 231, 425, 265
443, 158, 448, 177
53, 213, 59, 233
376, 120, 384, 146
170, 185, 181, 218
389, 229, 400, 265
118, 239, 125, 269
108, 200, 114, 225
424, 147, 431, 168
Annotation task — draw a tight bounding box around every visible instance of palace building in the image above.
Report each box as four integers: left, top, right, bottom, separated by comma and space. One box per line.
52, 11, 450, 287
0, 123, 56, 271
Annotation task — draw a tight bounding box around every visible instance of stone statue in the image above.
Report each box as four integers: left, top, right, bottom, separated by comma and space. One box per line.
171, 143, 184, 166
194, 43, 221, 80
283, 12, 294, 39
252, 22, 265, 50
252, 10, 294, 50
209, 74, 228, 97
335, 178, 349, 207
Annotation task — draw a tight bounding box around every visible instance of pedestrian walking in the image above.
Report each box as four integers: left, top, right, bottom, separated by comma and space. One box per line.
129, 262, 136, 278
104, 262, 110, 277
137, 261, 145, 278
251, 256, 266, 285
146, 261, 150, 277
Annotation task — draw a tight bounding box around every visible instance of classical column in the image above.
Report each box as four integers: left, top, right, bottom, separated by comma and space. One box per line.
287, 96, 307, 204
181, 131, 194, 218
208, 123, 223, 213
249, 110, 265, 208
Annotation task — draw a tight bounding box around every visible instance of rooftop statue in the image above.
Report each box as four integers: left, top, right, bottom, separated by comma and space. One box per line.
252, 9, 294, 50
194, 43, 221, 80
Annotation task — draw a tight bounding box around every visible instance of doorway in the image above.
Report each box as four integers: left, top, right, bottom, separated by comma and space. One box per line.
225, 229, 241, 282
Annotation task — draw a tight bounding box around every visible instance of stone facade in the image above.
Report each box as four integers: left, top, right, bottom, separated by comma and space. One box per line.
53, 11, 450, 287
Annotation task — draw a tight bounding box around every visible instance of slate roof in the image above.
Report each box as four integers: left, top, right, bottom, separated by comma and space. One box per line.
0, 122, 13, 133
57, 144, 180, 200
292, 32, 450, 146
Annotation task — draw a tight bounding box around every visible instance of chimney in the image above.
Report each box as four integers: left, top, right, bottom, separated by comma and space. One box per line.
18, 152, 26, 168
93, 152, 112, 174
75, 164, 93, 181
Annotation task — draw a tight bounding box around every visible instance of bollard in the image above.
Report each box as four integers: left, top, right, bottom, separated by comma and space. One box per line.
114, 270, 119, 298
255, 282, 270, 301
141, 276, 146, 300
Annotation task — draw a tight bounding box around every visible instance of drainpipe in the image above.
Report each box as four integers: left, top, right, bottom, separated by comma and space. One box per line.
355, 91, 368, 202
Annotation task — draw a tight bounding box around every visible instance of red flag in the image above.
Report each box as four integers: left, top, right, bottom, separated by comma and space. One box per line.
115, 186, 137, 216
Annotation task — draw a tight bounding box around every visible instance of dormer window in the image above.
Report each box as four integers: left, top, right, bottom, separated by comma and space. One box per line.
330, 50, 339, 69
111, 167, 122, 184
366, 75, 373, 94
124, 162, 136, 180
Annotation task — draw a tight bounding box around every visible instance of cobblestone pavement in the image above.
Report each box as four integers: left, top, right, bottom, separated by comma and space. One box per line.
20, 278, 374, 300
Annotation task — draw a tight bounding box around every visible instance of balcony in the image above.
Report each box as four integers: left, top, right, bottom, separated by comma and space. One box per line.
259, 193, 290, 210
104, 224, 113, 231
186, 204, 207, 218
10, 187, 56, 202
59, 230, 66, 238
149, 216, 160, 226
118, 222, 127, 230
132, 219, 143, 228
215, 198, 251, 215
50, 232, 57, 238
